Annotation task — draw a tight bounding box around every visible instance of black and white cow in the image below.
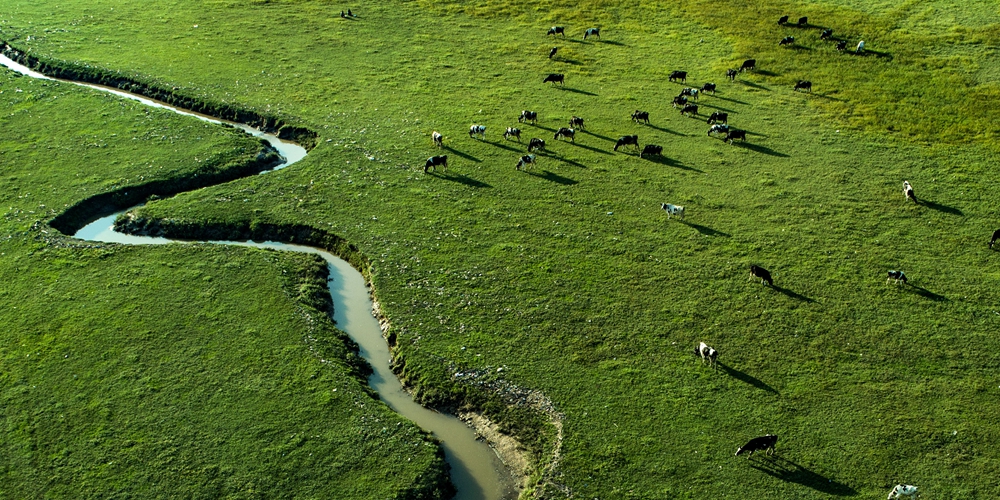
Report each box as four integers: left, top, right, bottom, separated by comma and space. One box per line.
708, 124, 730, 136
672, 95, 688, 108
640, 144, 663, 158
740, 59, 756, 72
661, 202, 685, 220
680, 87, 699, 100
584, 27, 600, 40
569, 116, 585, 129
727, 69, 738, 81
680, 104, 699, 117
707, 112, 728, 124
432, 131, 443, 148
701, 82, 717, 94
469, 124, 486, 139
820, 28, 833, 40
528, 138, 546, 152
504, 127, 522, 141
779, 36, 795, 46
726, 129, 748, 144
887, 270, 908, 285
632, 110, 650, 124
736, 435, 778, 459
554, 127, 576, 142
549, 47, 558, 59
669, 70, 688, 83
424, 155, 448, 173
694, 341, 718, 368
887, 484, 918, 500
544, 73, 565, 85
516, 154, 536, 170
749, 264, 773, 286
903, 181, 917, 203
794, 80, 812, 92
547, 26, 565, 36
519, 110, 537, 124
990, 229, 1000, 249
614, 135, 639, 152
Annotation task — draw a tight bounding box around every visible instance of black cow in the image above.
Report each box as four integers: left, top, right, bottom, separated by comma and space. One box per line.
707, 112, 728, 124
820, 28, 833, 39
749, 264, 772, 286
798, 16, 808, 26
835, 40, 847, 51
887, 270, 908, 284
614, 135, 639, 151
740, 59, 756, 72
640, 144, 663, 158
726, 69, 738, 81
701, 82, 717, 94
794, 80, 812, 92
544, 73, 565, 85
726, 129, 747, 143
547, 26, 565, 36
504, 127, 522, 141
519, 110, 537, 124
669, 70, 687, 83
528, 138, 546, 152
680, 104, 699, 116
991, 229, 1000, 249
584, 27, 600, 40
778, 15, 789, 25
516, 154, 536, 170
736, 435, 778, 459
672, 95, 688, 108
632, 110, 650, 124
779, 36, 795, 45
569, 116, 585, 129
554, 127, 575, 142
424, 155, 448, 173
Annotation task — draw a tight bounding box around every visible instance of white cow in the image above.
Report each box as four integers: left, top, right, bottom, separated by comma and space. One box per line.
661, 203, 685, 220
694, 341, 718, 368
887, 484, 917, 499
432, 131, 443, 148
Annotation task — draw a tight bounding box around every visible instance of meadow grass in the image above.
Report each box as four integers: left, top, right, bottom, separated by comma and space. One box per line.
4, 0, 1000, 498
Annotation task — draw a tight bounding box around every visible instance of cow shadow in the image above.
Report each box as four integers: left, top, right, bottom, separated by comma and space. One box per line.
718, 362, 778, 393
557, 86, 599, 96
710, 94, 749, 105
554, 57, 584, 65
772, 285, 815, 303
856, 49, 893, 60
750, 457, 857, 496
596, 39, 626, 46
907, 284, 947, 302
566, 141, 613, 155
428, 171, 492, 188
483, 139, 523, 153
698, 102, 738, 113
788, 45, 814, 52
442, 146, 482, 163
552, 155, 587, 169
644, 155, 702, 172
525, 169, 578, 185
581, 130, 617, 142
743, 130, 770, 138
680, 220, 730, 237
534, 124, 558, 133
754, 69, 780, 77
919, 199, 963, 216
738, 142, 790, 157
645, 123, 686, 136
739, 80, 772, 91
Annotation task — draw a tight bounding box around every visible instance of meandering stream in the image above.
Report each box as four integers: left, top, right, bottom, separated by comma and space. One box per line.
1, 53, 515, 500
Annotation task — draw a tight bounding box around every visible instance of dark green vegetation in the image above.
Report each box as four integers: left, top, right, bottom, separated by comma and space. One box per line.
4, 0, 1000, 498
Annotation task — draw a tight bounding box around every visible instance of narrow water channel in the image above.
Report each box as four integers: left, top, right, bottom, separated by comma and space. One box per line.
2, 53, 515, 500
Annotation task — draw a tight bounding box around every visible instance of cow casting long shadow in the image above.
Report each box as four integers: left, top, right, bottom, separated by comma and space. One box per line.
428, 171, 492, 188
525, 169, 578, 185
442, 146, 482, 163
750, 456, 857, 496
718, 362, 778, 393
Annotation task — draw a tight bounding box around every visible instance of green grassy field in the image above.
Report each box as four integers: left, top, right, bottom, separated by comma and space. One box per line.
4, 0, 1000, 498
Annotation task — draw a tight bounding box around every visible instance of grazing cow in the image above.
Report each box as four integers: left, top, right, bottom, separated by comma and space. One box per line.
836, 40, 848, 51
423, 155, 448, 173
798, 16, 808, 26
680, 87, 699, 100
632, 110, 650, 124
887, 484, 918, 500
727, 69, 738, 81
469, 124, 486, 139
779, 36, 795, 46
708, 124, 730, 136
669, 70, 688, 83
740, 59, 756, 72
569, 116, 585, 129
504, 127, 522, 141
736, 435, 778, 459
528, 137, 546, 152
348, 9, 354, 17
778, 15, 789, 25
820, 28, 833, 39
857, 40, 865, 53
694, 341, 718, 368
554, 127, 576, 142
794, 80, 813, 92
544, 73, 565, 85
549, 47, 558, 59
707, 112, 728, 124
614, 135, 639, 152
518, 110, 538, 124
726, 129, 748, 144
640, 144, 662, 158
584, 27, 600, 40
989, 228, 1000, 249
887, 270, 908, 285
903, 180, 917, 203
432, 131, 443, 148
701, 82, 717, 94
547, 26, 565, 36
672, 95, 688, 108
661, 202, 685, 220
749, 264, 773, 286
516, 154, 536, 170
680, 104, 699, 117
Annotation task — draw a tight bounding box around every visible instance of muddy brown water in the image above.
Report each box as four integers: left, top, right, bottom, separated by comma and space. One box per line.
1, 53, 516, 500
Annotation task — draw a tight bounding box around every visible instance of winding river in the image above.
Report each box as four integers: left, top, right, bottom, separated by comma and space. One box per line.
1, 53, 515, 500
